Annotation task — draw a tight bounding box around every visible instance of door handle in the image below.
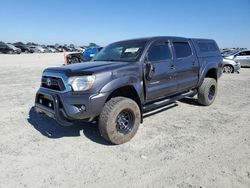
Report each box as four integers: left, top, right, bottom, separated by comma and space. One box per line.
170, 65, 175, 70
152, 65, 155, 72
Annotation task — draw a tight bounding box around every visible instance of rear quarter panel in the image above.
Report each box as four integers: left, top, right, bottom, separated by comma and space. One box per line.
190, 39, 223, 86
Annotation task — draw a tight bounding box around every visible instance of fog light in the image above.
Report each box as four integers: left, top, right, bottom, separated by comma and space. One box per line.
48, 102, 52, 108
79, 105, 86, 112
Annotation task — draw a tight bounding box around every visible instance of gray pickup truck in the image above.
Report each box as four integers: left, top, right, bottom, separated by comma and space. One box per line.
35, 36, 223, 144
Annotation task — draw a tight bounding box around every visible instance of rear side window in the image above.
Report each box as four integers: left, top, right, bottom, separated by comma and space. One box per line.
173, 42, 192, 58
238, 51, 250, 56
207, 42, 218, 51
148, 43, 172, 62
198, 41, 218, 52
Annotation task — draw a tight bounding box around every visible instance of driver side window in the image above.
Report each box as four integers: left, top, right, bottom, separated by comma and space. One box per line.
148, 42, 172, 62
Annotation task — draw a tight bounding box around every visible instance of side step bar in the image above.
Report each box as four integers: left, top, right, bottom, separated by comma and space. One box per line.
143, 90, 197, 113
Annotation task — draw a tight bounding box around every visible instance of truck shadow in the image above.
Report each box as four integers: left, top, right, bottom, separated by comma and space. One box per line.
27, 107, 111, 145
28, 102, 180, 145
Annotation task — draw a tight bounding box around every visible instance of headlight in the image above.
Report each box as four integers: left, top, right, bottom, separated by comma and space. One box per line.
68, 75, 95, 91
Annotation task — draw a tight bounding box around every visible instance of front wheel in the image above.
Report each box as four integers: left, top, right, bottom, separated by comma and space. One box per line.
197, 78, 217, 106
223, 65, 234, 73
99, 97, 141, 145
71, 57, 80, 64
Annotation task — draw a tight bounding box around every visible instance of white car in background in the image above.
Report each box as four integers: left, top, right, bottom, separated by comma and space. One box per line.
223, 50, 250, 68
29, 46, 46, 53
47, 47, 57, 53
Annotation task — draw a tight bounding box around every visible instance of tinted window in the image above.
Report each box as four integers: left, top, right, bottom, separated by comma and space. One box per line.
198, 42, 209, 52
148, 43, 172, 62
173, 42, 192, 58
207, 42, 218, 51
238, 51, 250, 56
198, 41, 218, 52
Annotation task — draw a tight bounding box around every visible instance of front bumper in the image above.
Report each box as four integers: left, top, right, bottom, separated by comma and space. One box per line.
233, 63, 241, 72
35, 88, 108, 126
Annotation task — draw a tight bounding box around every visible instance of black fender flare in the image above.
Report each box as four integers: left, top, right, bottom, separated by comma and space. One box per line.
100, 76, 144, 122
198, 63, 219, 87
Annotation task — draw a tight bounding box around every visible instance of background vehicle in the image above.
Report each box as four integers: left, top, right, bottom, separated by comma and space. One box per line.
83, 47, 102, 61
66, 47, 102, 64
29, 46, 46, 53
222, 58, 240, 73
41, 46, 51, 53
223, 50, 250, 67
47, 45, 61, 52
69, 44, 81, 52
35, 36, 222, 145
66, 52, 83, 64
47, 47, 57, 53
0, 42, 21, 54
62, 46, 73, 52
54, 45, 64, 52
74, 46, 85, 52
15, 45, 34, 53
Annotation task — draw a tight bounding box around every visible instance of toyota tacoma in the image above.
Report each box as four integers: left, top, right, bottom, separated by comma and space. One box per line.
35, 36, 223, 144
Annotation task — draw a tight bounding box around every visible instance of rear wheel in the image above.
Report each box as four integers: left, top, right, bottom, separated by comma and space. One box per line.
99, 97, 141, 145
223, 65, 234, 73
197, 78, 217, 106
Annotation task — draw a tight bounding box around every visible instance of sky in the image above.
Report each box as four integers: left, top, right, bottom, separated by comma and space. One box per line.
0, 0, 249, 48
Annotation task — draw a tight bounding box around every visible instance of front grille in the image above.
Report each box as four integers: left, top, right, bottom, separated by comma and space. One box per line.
41, 76, 66, 91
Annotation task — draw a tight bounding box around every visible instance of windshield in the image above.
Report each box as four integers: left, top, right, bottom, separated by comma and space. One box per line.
222, 50, 239, 57
93, 40, 147, 62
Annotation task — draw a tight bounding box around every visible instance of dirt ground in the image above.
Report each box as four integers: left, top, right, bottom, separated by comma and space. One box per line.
0, 53, 249, 188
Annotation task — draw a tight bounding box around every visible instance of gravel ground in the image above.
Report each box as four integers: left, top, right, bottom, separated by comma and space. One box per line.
0, 53, 250, 188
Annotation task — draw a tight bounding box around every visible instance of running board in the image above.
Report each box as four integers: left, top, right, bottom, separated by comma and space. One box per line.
143, 90, 197, 113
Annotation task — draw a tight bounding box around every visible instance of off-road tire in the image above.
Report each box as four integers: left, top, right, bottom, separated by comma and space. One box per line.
99, 97, 141, 145
197, 78, 217, 106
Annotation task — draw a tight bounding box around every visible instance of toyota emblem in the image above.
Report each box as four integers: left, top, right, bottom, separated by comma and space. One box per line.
46, 78, 52, 86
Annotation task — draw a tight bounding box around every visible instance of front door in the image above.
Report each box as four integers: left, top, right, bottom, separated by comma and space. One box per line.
145, 40, 177, 102
234, 51, 250, 67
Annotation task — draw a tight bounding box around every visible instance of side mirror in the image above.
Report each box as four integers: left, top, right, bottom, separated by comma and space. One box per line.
145, 54, 155, 80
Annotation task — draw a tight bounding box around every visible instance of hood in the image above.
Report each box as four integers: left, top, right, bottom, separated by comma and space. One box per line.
44, 61, 132, 76
223, 55, 234, 60
222, 58, 237, 65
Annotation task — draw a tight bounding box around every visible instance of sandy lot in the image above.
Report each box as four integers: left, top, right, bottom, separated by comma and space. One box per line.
0, 53, 250, 188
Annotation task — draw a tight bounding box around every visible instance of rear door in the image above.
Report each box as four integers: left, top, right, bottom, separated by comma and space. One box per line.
145, 39, 176, 101
234, 51, 250, 66
172, 40, 199, 92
